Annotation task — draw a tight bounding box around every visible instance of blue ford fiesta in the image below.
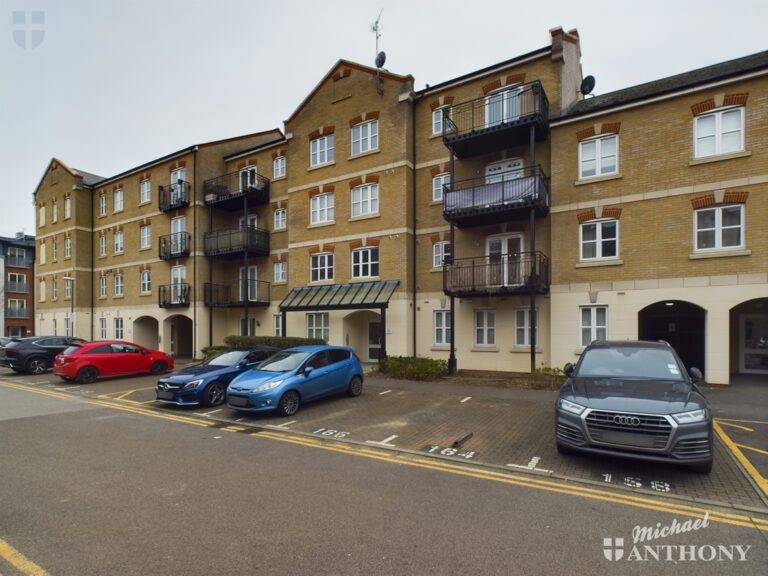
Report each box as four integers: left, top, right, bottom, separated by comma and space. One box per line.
226, 345, 364, 416
155, 347, 278, 407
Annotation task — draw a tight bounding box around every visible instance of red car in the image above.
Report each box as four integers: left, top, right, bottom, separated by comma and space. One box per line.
54, 341, 174, 384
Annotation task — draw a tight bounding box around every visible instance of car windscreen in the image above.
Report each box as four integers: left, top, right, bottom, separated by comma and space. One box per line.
256, 351, 311, 373
576, 347, 685, 381
204, 350, 246, 367
62, 345, 82, 355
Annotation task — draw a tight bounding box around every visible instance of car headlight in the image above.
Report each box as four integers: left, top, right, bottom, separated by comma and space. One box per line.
181, 379, 204, 391
559, 398, 586, 415
252, 380, 284, 394
672, 409, 708, 424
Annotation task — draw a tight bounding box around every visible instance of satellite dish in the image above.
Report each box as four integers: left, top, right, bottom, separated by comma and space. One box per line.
375, 51, 386, 69
580, 75, 596, 96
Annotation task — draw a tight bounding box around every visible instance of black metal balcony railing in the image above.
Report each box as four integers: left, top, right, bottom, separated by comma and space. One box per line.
443, 81, 549, 157
158, 284, 191, 308
5, 308, 30, 319
159, 232, 191, 260
203, 171, 270, 210
203, 226, 269, 257
443, 251, 550, 297
444, 166, 550, 226
204, 280, 270, 308
159, 180, 190, 212
6, 282, 29, 293
6, 256, 30, 268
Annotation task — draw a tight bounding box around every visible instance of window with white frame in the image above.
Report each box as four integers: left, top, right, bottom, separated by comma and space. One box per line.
432, 106, 451, 135
694, 205, 744, 251
99, 276, 107, 298
310, 253, 334, 282
515, 308, 538, 347
352, 247, 379, 278
114, 188, 124, 212
52, 318, 57, 336
99, 318, 107, 340
581, 306, 607, 346
64, 196, 71, 219
114, 317, 124, 339
239, 166, 257, 191
310, 193, 334, 224
114, 273, 124, 297
39, 280, 46, 302
39, 242, 46, 265
274, 208, 287, 230
140, 179, 151, 204
99, 194, 107, 217
64, 237, 71, 258
580, 220, 619, 260
273, 156, 286, 179
52, 201, 58, 223
274, 261, 287, 283
432, 241, 451, 268
140, 225, 151, 249
351, 184, 379, 217
310, 134, 334, 167
52, 279, 58, 300
64, 278, 73, 299
52, 239, 58, 261
474, 310, 496, 347
39, 205, 45, 226
434, 310, 451, 346
64, 316, 72, 337
579, 135, 618, 179
99, 235, 107, 257
351, 120, 378, 156
432, 173, 450, 202
114, 231, 124, 253
240, 317, 257, 337
274, 314, 282, 337
694, 107, 744, 158
307, 313, 329, 342
140, 270, 151, 294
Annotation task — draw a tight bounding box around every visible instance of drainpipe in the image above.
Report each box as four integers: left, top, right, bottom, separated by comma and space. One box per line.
89, 185, 94, 341
243, 193, 249, 333
529, 125, 536, 373
193, 146, 198, 357
448, 147, 457, 376
411, 93, 417, 357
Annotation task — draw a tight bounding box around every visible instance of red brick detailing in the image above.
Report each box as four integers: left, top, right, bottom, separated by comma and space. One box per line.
140, 172, 151, 181
690, 99, 716, 116
307, 187, 321, 198
366, 238, 380, 247
349, 240, 364, 251
505, 73, 526, 86
601, 207, 623, 220
308, 126, 335, 140
365, 111, 380, 121
364, 174, 380, 184
429, 99, 441, 111
348, 115, 363, 128
600, 122, 621, 134
691, 194, 716, 209
723, 190, 749, 204
575, 127, 596, 141
577, 209, 597, 224
322, 184, 335, 194
331, 68, 352, 82
482, 79, 502, 95
270, 201, 285, 210
723, 93, 748, 107
168, 160, 187, 171
308, 245, 321, 255
443, 96, 454, 106
348, 176, 364, 189
237, 161, 247, 170
271, 253, 288, 263
272, 149, 287, 160
323, 244, 335, 253
430, 234, 441, 244
113, 184, 122, 191
332, 71, 341, 82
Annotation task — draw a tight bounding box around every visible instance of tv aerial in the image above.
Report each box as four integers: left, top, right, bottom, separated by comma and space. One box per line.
580, 75, 596, 97
371, 9, 385, 94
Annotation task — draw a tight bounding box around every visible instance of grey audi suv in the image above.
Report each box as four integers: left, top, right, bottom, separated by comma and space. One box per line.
555, 340, 713, 473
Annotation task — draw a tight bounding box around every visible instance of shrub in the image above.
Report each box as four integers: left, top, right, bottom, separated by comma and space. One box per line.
381, 356, 448, 381
222, 335, 325, 350
201, 345, 230, 357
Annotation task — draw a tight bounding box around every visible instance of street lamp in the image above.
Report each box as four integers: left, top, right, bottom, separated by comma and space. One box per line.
62, 275, 74, 337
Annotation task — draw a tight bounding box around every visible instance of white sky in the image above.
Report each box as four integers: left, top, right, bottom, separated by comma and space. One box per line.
2, 0, 766, 236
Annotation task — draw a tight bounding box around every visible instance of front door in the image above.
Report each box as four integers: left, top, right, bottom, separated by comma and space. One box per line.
740, 314, 768, 375
171, 266, 186, 304
486, 235, 523, 287
171, 217, 186, 255
368, 322, 382, 361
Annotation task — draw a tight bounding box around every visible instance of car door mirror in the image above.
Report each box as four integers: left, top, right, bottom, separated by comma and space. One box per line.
689, 367, 703, 382
563, 363, 574, 377
303, 366, 314, 378
238, 360, 248, 368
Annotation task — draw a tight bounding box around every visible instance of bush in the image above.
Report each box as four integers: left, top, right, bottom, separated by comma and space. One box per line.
201, 345, 230, 357
381, 356, 448, 381
222, 335, 325, 350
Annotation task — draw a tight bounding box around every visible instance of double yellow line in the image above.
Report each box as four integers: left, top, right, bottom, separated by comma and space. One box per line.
0, 537, 48, 576
714, 420, 768, 498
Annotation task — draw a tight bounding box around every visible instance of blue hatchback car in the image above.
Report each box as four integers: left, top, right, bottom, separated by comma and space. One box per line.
155, 347, 277, 407
226, 345, 364, 416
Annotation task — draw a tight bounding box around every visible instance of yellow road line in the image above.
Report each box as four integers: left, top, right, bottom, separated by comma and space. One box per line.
114, 387, 154, 401
716, 421, 755, 432
714, 421, 768, 499
0, 537, 48, 576
716, 418, 768, 425
735, 444, 768, 457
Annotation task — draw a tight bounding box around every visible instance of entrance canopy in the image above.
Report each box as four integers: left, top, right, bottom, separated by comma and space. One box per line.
279, 280, 399, 312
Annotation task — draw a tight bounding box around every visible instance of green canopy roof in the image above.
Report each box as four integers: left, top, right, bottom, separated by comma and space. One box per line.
279, 280, 399, 312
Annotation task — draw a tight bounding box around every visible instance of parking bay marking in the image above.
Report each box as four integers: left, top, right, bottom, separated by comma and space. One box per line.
313, 428, 351, 439
593, 472, 674, 493
378, 389, 392, 396
366, 434, 398, 447
265, 420, 297, 429
507, 456, 552, 474
201, 409, 222, 417
0, 536, 49, 576
422, 445, 478, 460
460, 397, 472, 403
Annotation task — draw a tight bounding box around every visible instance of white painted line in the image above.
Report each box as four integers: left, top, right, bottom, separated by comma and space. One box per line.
460, 396, 472, 403
235, 418, 245, 423
213, 436, 223, 439
273, 420, 297, 429
201, 409, 222, 417
506, 456, 552, 474
366, 434, 398, 447
378, 389, 392, 395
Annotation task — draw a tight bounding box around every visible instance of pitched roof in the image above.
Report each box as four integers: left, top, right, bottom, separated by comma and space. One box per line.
72, 168, 106, 186
555, 50, 768, 121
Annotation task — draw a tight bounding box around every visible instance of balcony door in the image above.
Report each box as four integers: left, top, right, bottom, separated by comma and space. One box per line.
170, 168, 186, 204
239, 166, 257, 192
486, 87, 522, 128
171, 265, 186, 304
171, 216, 186, 255
239, 265, 258, 302
485, 159, 523, 184
486, 234, 523, 287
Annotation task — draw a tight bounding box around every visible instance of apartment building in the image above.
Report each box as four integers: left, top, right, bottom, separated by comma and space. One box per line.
0, 233, 35, 337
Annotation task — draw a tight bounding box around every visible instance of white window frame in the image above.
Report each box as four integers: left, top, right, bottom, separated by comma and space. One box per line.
64, 196, 71, 219
39, 280, 46, 302
64, 278, 73, 299
99, 276, 107, 298
310, 252, 334, 282
39, 205, 46, 226
114, 273, 124, 297
99, 235, 107, 257
99, 318, 107, 340
52, 280, 58, 300
432, 241, 451, 269
434, 310, 451, 346
579, 219, 620, 261
99, 194, 107, 217
140, 270, 151, 294
352, 247, 379, 279
474, 310, 496, 347
52, 318, 57, 336
140, 179, 151, 204
139, 225, 151, 250
274, 208, 287, 230
693, 204, 745, 252
114, 317, 124, 339
515, 308, 538, 347
351, 120, 378, 156
274, 261, 287, 283
432, 106, 451, 135
432, 173, 450, 202
64, 316, 72, 338
310, 134, 334, 167
274, 314, 283, 337
578, 134, 618, 179
310, 193, 334, 225
52, 201, 58, 223
240, 317, 258, 337
51, 239, 58, 261
64, 237, 71, 258
351, 184, 379, 217
307, 313, 329, 342
239, 166, 258, 192
39, 243, 46, 265
113, 188, 124, 212
694, 107, 744, 158
273, 156, 286, 179
580, 305, 608, 347
114, 231, 124, 254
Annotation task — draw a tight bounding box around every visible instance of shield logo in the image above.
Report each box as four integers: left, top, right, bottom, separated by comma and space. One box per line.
603, 537, 624, 561
12, 11, 45, 49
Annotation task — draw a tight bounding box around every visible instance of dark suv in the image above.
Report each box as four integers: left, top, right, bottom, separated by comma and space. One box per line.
555, 340, 713, 473
0, 336, 87, 375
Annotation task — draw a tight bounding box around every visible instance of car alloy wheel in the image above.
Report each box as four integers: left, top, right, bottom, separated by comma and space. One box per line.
26, 358, 49, 375
277, 391, 300, 417
76, 366, 99, 384
347, 376, 363, 397
150, 361, 168, 375
204, 382, 225, 407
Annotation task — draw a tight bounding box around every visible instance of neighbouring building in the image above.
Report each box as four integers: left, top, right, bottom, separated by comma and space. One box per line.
0, 233, 36, 337
32, 28, 767, 384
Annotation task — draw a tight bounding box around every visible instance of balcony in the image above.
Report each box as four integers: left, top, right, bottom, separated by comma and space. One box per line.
443, 81, 549, 158
6, 282, 29, 293
203, 226, 269, 258
5, 308, 30, 319
6, 256, 30, 268
443, 166, 549, 227
203, 171, 270, 211
159, 180, 190, 212
158, 284, 190, 308
204, 280, 270, 308
443, 251, 550, 297
159, 232, 191, 260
